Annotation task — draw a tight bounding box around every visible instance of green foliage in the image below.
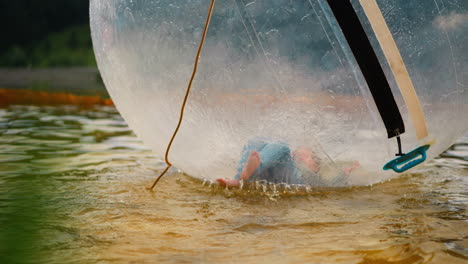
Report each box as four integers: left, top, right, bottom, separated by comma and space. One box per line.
0, 25, 96, 68
32, 25, 97, 68
0, 46, 29, 67
0, 0, 89, 52
0, 0, 92, 67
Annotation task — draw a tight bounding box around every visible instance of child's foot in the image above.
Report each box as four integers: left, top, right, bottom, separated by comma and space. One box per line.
294, 148, 320, 172
216, 151, 261, 188
216, 178, 240, 188
343, 161, 360, 175
240, 151, 261, 181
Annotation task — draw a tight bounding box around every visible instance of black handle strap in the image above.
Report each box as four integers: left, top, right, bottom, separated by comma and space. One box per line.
324, 0, 405, 139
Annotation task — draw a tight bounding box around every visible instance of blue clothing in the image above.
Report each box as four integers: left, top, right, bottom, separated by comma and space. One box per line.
234, 139, 309, 184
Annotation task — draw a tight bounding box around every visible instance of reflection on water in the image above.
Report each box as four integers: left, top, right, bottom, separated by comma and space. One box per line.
0, 105, 466, 264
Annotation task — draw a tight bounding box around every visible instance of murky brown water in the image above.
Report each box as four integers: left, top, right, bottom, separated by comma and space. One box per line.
0, 105, 466, 264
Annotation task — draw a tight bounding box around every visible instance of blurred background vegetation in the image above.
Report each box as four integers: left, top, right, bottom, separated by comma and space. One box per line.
0, 0, 108, 98
0, 0, 94, 68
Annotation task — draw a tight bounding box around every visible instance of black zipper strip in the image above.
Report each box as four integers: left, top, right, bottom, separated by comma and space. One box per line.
324, 0, 405, 138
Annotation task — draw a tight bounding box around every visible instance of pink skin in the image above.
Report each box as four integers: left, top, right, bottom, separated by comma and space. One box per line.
216, 148, 360, 188
343, 161, 360, 175
294, 148, 360, 175
215, 178, 241, 188
293, 147, 320, 172
217, 151, 261, 188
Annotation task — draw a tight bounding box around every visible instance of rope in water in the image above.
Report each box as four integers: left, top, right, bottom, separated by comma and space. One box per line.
148, 0, 217, 190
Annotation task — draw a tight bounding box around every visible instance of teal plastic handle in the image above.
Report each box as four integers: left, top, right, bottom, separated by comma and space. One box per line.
383, 145, 430, 173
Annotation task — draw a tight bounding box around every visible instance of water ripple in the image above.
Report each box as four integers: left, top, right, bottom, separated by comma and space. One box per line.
0, 105, 466, 264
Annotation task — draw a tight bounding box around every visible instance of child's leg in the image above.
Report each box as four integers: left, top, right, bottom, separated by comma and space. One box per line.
234, 138, 268, 180
257, 143, 305, 184
256, 142, 291, 173
218, 139, 267, 187
218, 140, 296, 187
236, 141, 292, 182
238, 151, 261, 181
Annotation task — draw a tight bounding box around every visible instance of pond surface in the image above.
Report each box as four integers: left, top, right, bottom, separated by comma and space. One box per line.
0, 105, 466, 264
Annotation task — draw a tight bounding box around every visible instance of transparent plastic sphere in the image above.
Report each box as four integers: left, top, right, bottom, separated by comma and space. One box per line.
90, 0, 468, 185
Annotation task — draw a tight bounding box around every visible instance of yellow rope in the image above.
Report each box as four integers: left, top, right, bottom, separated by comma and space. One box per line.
148, 0, 217, 190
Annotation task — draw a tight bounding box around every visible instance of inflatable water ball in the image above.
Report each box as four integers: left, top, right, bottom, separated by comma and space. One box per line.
90, 0, 468, 186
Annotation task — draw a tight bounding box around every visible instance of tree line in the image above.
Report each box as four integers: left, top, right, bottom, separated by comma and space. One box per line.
0, 0, 93, 67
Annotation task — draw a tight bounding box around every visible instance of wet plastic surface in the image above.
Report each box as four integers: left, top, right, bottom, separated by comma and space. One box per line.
90, 0, 468, 185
